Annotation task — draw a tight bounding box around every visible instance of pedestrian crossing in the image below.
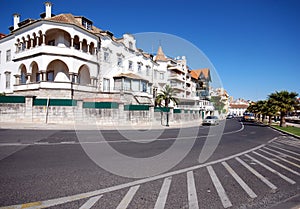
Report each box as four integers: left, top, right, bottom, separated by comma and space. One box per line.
1, 136, 300, 209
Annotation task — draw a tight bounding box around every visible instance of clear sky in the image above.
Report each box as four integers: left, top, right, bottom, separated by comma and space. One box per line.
0, 0, 299, 101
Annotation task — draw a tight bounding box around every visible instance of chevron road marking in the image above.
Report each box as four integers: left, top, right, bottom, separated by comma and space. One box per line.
235, 157, 277, 190
154, 177, 172, 209
222, 161, 257, 198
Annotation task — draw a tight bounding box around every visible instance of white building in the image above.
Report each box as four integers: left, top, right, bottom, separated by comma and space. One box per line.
228, 99, 250, 116
0, 2, 212, 108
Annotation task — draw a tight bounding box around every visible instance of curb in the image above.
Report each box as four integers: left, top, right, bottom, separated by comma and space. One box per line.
269, 125, 300, 140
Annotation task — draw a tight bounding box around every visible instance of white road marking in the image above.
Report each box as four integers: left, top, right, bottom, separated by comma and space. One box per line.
79, 195, 102, 209
235, 157, 277, 190
222, 161, 257, 198
0, 140, 270, 209
207, 166, 232, 208
154, 177, 172, 209
276, 139, 300, 148
252, 151, 300, 176
263, 147, 300, 163
245, 154, 296, 184
259, 149, 300, 169
116, 185, 140, 209
187, 171, 199, 209
269, 144, 300, 157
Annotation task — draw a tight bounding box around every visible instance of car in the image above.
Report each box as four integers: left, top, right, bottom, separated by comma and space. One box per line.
202, 115, 219, 125
243, 112, 255, 122
226, 114, 234, 119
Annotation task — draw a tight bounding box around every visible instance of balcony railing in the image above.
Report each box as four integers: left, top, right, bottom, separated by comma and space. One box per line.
13, 45, 97, 62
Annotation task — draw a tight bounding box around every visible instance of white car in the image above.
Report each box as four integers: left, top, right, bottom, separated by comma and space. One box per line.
202, 116, 219, 126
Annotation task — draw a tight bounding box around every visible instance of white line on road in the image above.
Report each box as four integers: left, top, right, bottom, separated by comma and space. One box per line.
252, 151, 300, 176
207, 166, 232, 208
269, 144, 300, 157
116, 185, 140, 209
79, 195, 102, 209
0, 142, 267, 209
187, 171, 199, 209
263, 147, 300, 163
259, 149, 300, 169
222, 161, 257, 198
235, 157, 277, 190
154, 177, 172, 209
276, 140, 300, 149
245, 154, 296, 184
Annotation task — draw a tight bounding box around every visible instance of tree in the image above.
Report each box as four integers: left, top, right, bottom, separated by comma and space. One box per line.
155, 85, 179, 126
268, 91, 298, 127
210, 96, 225, 114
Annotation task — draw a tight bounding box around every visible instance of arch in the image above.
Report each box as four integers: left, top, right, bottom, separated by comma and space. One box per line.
73, 35, 80, 50
38, 30, 43, 46
26, 34, 31, 49
82, 39, 88, 52
32, 32, 37, 48
46, 59, 70, 82
19, 64, 27, 84
78, 65, 91, 85
89, 42, 95, 54
30, 61, 39, 82
45, 28, 71, 47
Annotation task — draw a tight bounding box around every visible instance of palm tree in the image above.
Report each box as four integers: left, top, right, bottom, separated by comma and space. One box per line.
155, 85, 179, 126
268, 91, 298, 127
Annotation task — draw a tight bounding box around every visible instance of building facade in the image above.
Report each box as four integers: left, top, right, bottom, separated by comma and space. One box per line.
0, 2, 213, 112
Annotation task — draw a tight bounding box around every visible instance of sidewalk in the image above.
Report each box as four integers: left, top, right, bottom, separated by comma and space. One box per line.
0, 119, 202, 130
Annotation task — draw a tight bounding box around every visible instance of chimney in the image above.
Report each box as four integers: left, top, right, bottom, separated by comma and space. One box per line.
13, 13, 20, 30
45, 2, 52, 18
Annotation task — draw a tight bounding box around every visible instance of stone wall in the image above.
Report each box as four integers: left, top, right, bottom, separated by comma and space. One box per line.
0, 96, 204, 125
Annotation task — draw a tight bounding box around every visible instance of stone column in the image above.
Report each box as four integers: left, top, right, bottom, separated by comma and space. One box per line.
25, 41, 28, 50
42, 34, 46, 46
118, 103, 126, 125
14, 75, 20, 85
30, 38, 33, 49
40, 71, 46, 81
26, 73, 31, 84
25, 95, 35, 122
87, 44, 90, 54
79, 41, 82, 52
71, 38, 74, 48
36, 36, 39, 47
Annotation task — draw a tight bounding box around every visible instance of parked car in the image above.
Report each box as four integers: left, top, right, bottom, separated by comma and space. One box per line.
242, 112, 255, 122
226, 114, 234, 119
202, 116, 219, 126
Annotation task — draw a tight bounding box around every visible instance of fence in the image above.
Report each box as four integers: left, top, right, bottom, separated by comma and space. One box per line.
0, 96, 204, 125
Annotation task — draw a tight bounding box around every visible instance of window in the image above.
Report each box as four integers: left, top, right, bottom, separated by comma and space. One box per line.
129, 41, 133, 49
5, 72, 11, 89
82, 19, 92, 30
20, 71, 27, 84
128, 61, 133, 71
103, 52, 109, 62
47, 71, 54, 81
36, 73, 40, 82
103, 78, 110, 91
141, 81, 147, 92
160, 73, 164, 80
137, 62, 142, 72
154, 70, 157, 79
6, 50, 11, 62
146, 65, 150, 76
117, 57, 123, 67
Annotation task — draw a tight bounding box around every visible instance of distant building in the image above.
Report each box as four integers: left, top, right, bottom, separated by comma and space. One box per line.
228, 98, 250, 116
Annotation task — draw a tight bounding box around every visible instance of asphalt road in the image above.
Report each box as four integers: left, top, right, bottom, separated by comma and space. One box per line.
0, 118, 299, 209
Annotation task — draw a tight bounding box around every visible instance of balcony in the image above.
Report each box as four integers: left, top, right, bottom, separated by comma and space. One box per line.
169, 73, 185, 82
14, 81, 98, 92
168, 65, 185, 74
13, 45, 98, 63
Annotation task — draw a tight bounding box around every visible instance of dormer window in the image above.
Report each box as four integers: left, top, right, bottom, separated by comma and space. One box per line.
82, 18, 93, 30
129, 41, 133, 50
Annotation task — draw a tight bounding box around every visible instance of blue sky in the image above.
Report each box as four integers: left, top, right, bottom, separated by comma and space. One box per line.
0, 0, 299, 101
